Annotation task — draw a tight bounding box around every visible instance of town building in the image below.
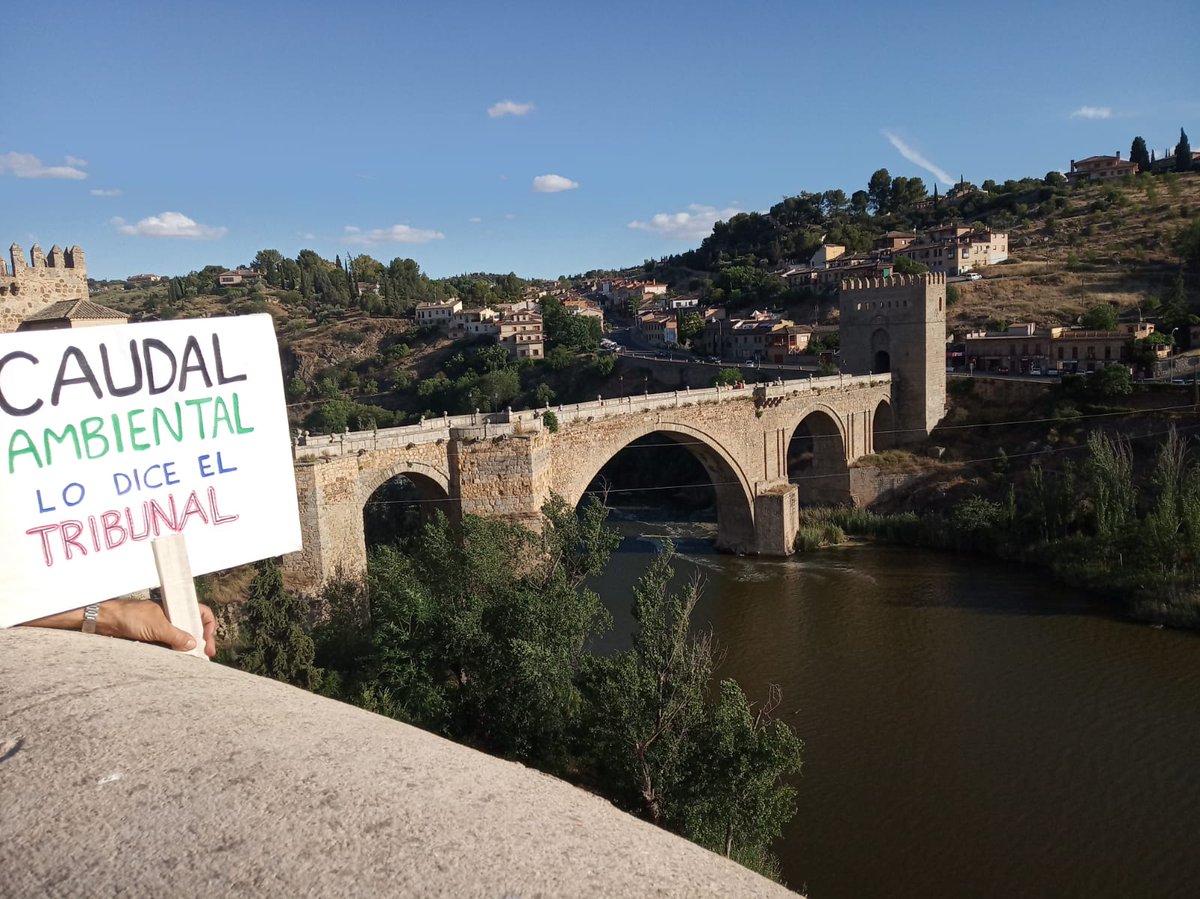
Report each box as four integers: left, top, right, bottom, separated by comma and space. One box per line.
562, 298, 605, 322
126, 273, 162, 285
450, 306, 499, 337
415, 298, 464, 328
496, 310, 544, 359
962, 321, 1154, 374
635, 311, 677, 348
897, 226, 1008, 275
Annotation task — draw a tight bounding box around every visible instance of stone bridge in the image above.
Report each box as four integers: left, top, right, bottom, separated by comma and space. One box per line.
283, 373, 894, 594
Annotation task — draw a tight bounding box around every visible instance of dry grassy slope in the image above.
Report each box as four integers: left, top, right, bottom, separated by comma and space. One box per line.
946, 172, 1199, 331
88, 284, 462, 384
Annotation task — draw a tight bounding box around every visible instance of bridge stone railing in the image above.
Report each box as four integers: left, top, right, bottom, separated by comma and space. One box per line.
293, 372, 892, 461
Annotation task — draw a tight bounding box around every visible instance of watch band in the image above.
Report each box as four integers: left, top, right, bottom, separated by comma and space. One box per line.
82, 604, 101, 634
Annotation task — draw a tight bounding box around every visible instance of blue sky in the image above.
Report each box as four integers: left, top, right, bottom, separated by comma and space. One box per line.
3, 0, 1197, 281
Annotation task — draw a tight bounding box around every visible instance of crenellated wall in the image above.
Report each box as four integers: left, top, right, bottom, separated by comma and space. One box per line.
0, 242, 88, 333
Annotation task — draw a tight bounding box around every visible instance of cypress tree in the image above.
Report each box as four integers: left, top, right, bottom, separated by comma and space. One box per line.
1176, 128, 1192, 173
236, 558, 321, 690
1130, 136, 1151, 172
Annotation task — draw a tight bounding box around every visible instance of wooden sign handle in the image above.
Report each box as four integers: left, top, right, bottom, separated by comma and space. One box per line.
152, 534, 208, 660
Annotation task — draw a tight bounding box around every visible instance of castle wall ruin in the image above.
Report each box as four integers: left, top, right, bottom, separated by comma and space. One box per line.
0, 243, 88, 333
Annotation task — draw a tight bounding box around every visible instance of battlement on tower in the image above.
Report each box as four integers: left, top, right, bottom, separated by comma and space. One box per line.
839, 271, 947, 292
0, 241, 90, 334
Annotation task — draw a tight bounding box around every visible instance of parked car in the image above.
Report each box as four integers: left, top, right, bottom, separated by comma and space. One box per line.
967, 272, 983, 281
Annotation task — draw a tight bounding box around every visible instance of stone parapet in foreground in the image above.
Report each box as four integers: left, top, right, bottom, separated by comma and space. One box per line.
0, 628, 794, 897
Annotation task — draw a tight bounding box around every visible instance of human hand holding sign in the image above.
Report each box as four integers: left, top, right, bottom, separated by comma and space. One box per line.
21, 598, 216, 657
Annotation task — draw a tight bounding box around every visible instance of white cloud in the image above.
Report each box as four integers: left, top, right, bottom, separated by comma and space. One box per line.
504, 213, 516, 220
343, 223, 445, 245
488, 100, 535, 118
627, 204, 741, 241
0, 152, 88, 180
113, 211, 228, 239
65, 155, 89, 167
1070, 105, 1112, 120
90, 188, 122, 197
532, 174, 579, 193
882, 130, 954, 186
468, 216, 483, 223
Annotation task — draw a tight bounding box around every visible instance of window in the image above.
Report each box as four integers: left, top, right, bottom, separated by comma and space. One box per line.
1057, 347, 1064, 360
1104, 346, 1111, 360
1072, 347, 1078, 359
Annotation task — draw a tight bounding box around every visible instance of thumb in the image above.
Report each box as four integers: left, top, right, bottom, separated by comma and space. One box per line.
160, 624, 198, 652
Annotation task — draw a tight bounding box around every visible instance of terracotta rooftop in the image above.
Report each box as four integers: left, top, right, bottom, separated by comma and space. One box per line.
22, 298, 127, 323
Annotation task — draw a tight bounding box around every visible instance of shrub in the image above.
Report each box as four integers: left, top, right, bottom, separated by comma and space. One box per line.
542, 410, 559, 433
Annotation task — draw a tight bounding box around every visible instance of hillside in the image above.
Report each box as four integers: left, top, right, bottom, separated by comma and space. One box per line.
86, 171, 1200, 432
941, 173, 1200, 330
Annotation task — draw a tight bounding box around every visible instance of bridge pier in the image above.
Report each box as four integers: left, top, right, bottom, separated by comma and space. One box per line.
751, 482, 800, 555
283, 457, 370, 596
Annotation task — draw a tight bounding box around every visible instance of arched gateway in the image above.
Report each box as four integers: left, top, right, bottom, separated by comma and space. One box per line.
283, 275, 946, 595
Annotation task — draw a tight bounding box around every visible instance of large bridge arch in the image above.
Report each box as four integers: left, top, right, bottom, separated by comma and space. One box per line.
785, 403, 852, 505
552, 420, 758, 554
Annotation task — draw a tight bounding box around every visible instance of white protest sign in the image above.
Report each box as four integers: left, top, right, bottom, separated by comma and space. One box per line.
0, 314, 301, 627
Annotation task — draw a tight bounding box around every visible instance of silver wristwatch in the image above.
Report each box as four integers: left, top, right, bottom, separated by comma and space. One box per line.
82, 604, 101, 634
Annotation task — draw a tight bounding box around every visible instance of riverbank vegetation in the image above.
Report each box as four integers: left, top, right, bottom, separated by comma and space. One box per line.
220, 499, 804, 882
800, 428, 1200, 628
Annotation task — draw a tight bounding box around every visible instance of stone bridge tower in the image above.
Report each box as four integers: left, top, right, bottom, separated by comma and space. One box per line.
0, 243, 88, 334
838, 273, 946, 443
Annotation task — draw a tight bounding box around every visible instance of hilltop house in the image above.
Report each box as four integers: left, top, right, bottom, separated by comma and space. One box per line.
218, 268, 262, 286
1067, 152, 1140, 183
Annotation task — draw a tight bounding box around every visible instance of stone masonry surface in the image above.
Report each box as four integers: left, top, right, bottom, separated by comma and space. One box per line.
0, 243, 87, 333
0, 627, 796, 898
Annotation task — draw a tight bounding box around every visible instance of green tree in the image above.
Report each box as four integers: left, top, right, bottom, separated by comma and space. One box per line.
253, 249, 284, 286
679, 681, 803, 875
892, 255, 929, 275
1176, 128, 1192, 173
677, 311, 705, 345
713, 367, 743, 387
1087, 364, 1133, 399
359, 498, 617, 767
1081, 303, 1119, 331
1174, 218, 1200, 268
1086, 432, 1136, 540
579, 547, 713, 826
867, 168, 892, 214
1130, 136, 1151, 173
578, 545, 802, 878
236, 559, 321, 690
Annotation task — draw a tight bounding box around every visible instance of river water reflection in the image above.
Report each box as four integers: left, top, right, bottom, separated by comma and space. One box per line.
590, 518, 1200, 898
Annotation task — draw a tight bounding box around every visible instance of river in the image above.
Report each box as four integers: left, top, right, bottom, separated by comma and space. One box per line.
590, 516, 1200, 898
